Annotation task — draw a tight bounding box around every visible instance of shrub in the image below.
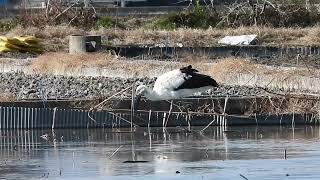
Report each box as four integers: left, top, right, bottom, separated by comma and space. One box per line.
150, 0, 219, 29
219, 2, 320, 28
96, 16, 114, 29
17, 1, 97, 29
0, 19, 20, 32
151, 1, 320, 29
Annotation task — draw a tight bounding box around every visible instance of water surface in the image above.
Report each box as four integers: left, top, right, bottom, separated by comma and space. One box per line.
0, 126, 320, 179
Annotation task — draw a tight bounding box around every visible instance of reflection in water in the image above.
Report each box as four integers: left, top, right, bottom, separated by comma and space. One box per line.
0, 126, 320, 179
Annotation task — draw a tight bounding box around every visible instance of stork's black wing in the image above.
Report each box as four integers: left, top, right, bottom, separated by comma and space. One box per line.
180, 65, 198, 75
175, 66, 219, 90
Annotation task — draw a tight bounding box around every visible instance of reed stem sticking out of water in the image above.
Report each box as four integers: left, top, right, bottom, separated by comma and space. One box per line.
164, 100, 173, 127
109, 145, 123, 159
284, 148, 287, 160
88, 83, 134, 126
131, 84, 135, 132
240, 174, 249, 180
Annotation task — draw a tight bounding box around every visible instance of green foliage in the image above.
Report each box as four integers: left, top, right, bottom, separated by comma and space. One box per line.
96, 16, 114, 29
0, 19, 20, 32
150, 0, 219, 29
146, 14, 179, 30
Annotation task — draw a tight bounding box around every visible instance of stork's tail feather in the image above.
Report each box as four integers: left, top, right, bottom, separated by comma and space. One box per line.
210, 78, 219, 88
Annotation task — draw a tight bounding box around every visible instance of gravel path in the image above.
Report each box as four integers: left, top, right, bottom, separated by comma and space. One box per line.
0, 72, 274, 100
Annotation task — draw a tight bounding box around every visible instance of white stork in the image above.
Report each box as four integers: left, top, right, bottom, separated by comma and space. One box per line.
135, 65, 219, 103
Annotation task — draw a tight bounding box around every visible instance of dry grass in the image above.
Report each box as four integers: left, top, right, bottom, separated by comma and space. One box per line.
5, 25, 320, 52
31, 52, 172, 75
209, 58, 257, 81
30, 52, 213, 76
6, 25, 86, 51
94, 26, 318, 47
31, 52, 319, 82
208, 58, 320, 83
0, 93, 16, 102
31, 52, 113, 73
6, 25, 85, 38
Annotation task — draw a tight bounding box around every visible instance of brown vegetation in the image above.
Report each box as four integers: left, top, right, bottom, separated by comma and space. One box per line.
6, 26, 86, 52
97, 26, 319, 46
0, 93, 16, 102
30, 52, 213, 76
31, 52, 112, 73
209, 58, 320, 83
31, 53, 318, 81
5, 25, 320, 52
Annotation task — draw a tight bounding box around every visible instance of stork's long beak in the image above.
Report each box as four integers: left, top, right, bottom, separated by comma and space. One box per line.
133, 95, 142, 113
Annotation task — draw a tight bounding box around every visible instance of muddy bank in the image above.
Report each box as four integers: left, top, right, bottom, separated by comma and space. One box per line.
0, 72, 273, 100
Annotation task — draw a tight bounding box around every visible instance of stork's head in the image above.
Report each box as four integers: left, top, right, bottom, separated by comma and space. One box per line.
134, 84, 148, 112
136, 84, 148, 96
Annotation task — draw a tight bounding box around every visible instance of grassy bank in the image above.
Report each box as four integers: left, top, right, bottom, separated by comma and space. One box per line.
29, 52, 318, 80
1, 2, 320, 52
3, 25, 320, 52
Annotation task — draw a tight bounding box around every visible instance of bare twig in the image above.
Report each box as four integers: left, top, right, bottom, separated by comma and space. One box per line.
53, 0, 79, 21
284, 148, 287, 159
200, 115, 217, 133
109, 145, 123, 159
88, 83, 134, 124
164, 100, 173, 127
131, 83, 135, 132
240, 174, 249, 180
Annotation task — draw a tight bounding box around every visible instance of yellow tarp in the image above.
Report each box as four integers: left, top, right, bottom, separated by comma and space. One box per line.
0, 36, 43, 54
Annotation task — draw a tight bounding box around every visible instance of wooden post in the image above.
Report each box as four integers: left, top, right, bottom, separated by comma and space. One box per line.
69, 35, 87, 54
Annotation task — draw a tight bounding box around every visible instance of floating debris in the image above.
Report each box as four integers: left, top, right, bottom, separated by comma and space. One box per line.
123, 160, 149, 163
240, 174, 249, 180
218, 34, 257, 45
40, 134, 49, 141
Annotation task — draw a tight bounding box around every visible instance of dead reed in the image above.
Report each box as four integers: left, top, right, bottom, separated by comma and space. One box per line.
0, 93, 16, 102
30, 52, 320, 83
208, 58, 320, 83
93, 26, 319, 46
5, 25, 320, 51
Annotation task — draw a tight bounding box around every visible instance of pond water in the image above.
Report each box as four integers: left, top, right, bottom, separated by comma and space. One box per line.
0, 126, 320, 180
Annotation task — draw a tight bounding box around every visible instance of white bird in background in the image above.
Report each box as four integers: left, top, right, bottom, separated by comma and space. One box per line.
135, 65, 219, 106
